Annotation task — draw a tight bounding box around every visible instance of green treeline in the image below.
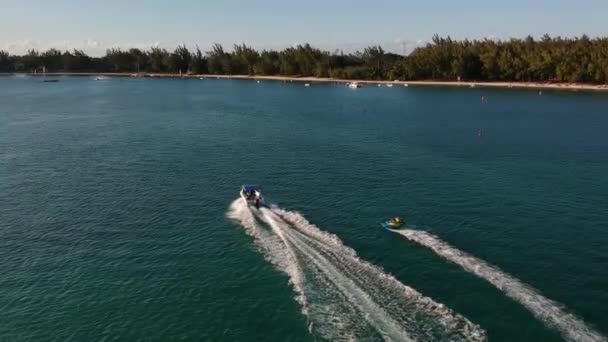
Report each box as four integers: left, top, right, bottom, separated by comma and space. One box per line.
1, 35, 607, 83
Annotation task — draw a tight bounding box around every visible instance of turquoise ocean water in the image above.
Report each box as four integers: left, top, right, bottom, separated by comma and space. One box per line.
1, 76, 607, 341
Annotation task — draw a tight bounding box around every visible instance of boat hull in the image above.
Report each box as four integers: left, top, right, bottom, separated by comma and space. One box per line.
240, 190, 264, 208
381, 222, 403, 230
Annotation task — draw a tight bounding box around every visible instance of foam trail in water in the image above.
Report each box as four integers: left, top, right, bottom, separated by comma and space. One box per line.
390, 229, 606, 342
261, 208, 414, 341
272, 208, 486, 341
228, 199, 486, 341
226, 200, 308, 314
228, 199, 364, 340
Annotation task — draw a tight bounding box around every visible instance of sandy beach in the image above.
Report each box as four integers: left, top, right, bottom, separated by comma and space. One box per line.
5, 72, 608, 92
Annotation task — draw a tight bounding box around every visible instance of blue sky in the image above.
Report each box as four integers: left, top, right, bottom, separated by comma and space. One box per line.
2, 0, 607, 55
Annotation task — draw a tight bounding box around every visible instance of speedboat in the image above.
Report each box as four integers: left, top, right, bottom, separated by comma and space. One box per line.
381, 217, 404, 230
348, 82, 361, 89
240, 185, 264, 208
386, 83, 394, 88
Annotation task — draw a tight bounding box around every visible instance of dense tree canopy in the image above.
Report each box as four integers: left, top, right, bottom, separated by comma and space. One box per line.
1, 35, 607, 83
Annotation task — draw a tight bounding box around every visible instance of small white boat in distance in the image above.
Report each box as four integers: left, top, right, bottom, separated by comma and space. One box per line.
240, 185, 264, 208
403, 83, 409, 87
386, 84, 394, 88
348, 82, 360, 89
304, 83, 310, 87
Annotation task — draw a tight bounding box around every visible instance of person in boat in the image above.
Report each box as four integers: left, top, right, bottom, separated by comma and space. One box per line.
388, 217, 403, 227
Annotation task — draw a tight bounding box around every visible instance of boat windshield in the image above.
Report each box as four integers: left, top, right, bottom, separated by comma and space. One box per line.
242, 185, 260, 192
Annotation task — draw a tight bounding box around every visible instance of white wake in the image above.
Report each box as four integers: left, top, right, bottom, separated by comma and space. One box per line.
390, 229, 606, 342
227, 199, 486, 341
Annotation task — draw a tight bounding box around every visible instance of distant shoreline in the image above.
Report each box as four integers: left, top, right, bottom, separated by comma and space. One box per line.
3, 72, 608, 92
